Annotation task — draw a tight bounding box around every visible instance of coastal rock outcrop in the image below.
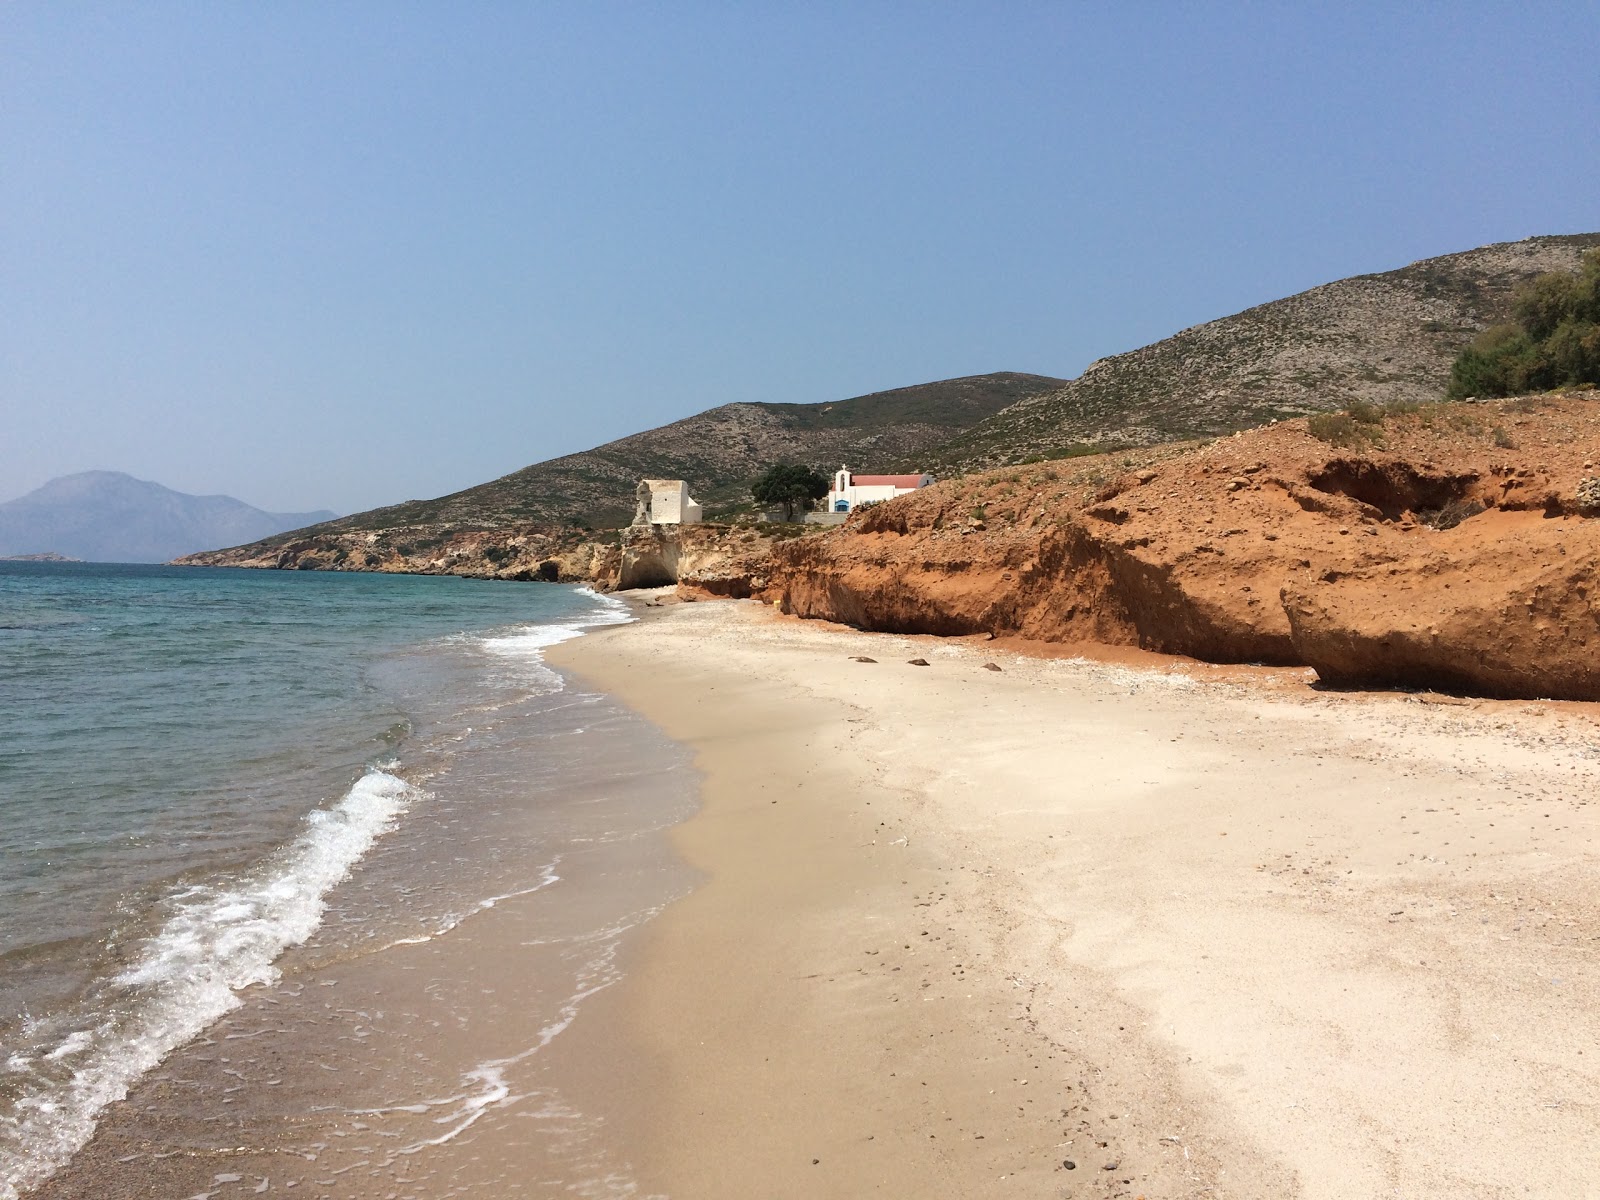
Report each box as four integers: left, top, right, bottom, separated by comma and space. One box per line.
177, 517, 789, 601
177, 524, 618, 584
764, 392, 1600, 700
616, 522, 786, 598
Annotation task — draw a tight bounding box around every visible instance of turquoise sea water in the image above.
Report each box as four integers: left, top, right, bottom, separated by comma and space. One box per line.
0, 563, 683, 1197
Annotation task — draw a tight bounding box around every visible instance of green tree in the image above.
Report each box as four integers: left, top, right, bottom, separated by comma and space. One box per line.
1448, 324, 1543, 398
1448, 250, 1600, 398
752, 463, 829, 521
1513, 272, 1582, 342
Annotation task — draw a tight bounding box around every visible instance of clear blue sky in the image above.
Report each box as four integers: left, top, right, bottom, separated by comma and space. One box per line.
3, 4, 1596, 514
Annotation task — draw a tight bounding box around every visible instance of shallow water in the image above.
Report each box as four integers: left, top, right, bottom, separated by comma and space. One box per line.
0, 563, 695, 1198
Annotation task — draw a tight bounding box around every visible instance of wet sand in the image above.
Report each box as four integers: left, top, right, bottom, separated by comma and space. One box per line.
545, 597, 1600, 1199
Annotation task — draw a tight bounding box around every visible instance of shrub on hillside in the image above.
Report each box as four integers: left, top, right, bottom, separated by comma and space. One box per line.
1307, 413, 1359, 445
1447, 251, 1600, 398
1307, 402, 1385, 446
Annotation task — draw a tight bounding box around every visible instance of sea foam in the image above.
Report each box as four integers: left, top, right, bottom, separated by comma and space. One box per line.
478, 588, 633, 687
0, 769, 421, 1200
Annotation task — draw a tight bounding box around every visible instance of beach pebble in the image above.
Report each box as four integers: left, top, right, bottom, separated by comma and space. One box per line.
907, 658, 931, 666
851, 655, 877, 663
982, 662, 1002, 672
1063, 1159, 1076, 1170
1103, 1159, 1121, 1170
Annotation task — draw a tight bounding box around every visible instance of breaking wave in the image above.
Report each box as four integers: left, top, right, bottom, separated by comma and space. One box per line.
0, 769, 421, 1200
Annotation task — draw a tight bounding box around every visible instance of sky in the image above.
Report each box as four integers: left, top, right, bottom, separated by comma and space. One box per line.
3, 4, 1597, 515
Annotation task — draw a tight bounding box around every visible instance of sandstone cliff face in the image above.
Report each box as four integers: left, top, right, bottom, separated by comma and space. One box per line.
765, 393, 1600, 700
1279, 515, 1598, 698
616, 522, 812, 598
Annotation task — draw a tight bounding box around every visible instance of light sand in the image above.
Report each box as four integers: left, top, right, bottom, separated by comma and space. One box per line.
546, 597, 1600, 1199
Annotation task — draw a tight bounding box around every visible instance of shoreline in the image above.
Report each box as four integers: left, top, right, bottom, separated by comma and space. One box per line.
547, 597, 1600, 1199
19, 588, 1600, 1198
18, 592, 695, 1200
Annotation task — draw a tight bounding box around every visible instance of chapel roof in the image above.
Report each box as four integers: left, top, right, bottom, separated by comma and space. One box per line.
849, 474, 927, 487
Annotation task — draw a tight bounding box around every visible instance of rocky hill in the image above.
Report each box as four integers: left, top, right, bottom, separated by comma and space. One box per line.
764, 389, 1600, 700
926, 233, 1600, 473
182, 372, 1063, 567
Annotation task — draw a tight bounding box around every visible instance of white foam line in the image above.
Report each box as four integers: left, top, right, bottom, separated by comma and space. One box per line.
479, 589, 634, 661
357, 905, 668, 1166
476, 591, 633, 695
572, 587, 634, 625
0, 769, 422, 1200
374, 859, 563, 950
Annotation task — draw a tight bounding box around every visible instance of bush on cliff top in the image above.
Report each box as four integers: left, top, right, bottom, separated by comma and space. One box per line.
1447, 250, 1600, 398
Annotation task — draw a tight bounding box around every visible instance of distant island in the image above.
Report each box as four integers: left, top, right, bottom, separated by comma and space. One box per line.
0, 471, 336, 564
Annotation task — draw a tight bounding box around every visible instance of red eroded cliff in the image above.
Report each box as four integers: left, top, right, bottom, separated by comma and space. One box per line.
764, 393, 1600, 700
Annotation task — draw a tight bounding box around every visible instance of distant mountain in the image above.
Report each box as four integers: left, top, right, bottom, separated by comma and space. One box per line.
198, 372, 1065, 555
0, 472, 337, 563
925, 232, 1600, 472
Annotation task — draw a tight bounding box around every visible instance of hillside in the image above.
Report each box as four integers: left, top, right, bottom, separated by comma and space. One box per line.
184, 372, 1063, 560
926, 233, 1600, 472
185, 233, 1600, 574
0, 472, 336, 563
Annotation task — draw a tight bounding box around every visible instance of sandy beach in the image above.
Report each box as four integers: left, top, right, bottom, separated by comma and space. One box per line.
546, 596, 1600, 1199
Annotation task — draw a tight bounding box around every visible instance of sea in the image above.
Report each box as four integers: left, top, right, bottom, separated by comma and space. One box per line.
0, 562, 697, 1199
